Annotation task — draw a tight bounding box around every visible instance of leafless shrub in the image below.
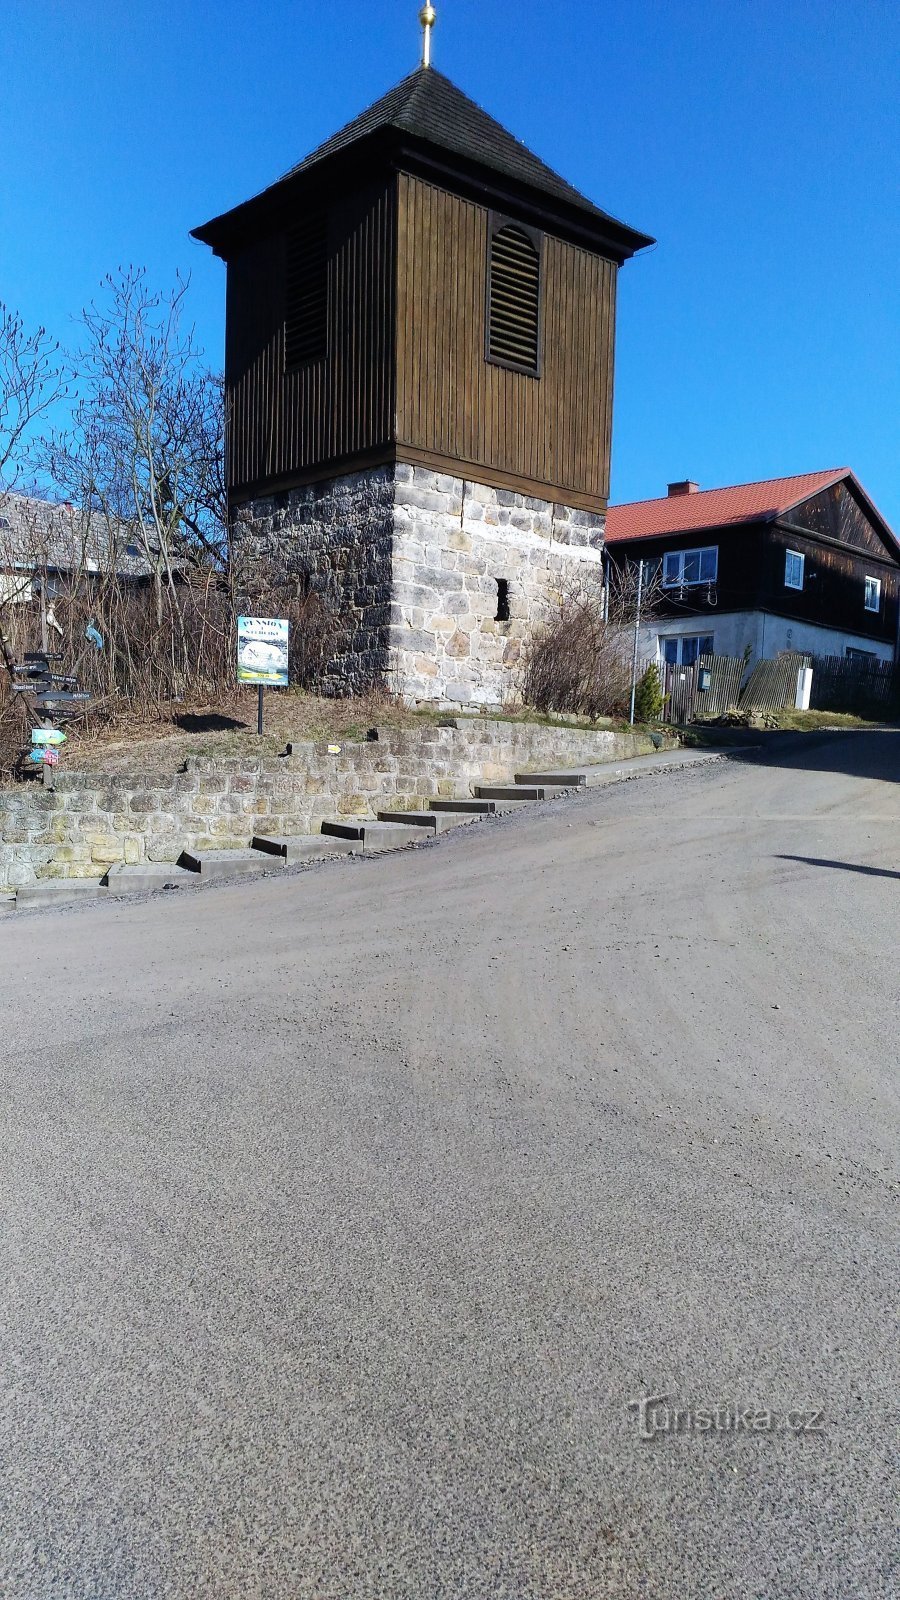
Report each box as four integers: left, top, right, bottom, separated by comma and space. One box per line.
45, 268, 227, 609
520, 561, 664, 719
0, 275, 354, 775
0, 501, 351, 775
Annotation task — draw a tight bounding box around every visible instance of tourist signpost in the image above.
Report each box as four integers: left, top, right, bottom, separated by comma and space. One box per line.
11, 652, 91, 786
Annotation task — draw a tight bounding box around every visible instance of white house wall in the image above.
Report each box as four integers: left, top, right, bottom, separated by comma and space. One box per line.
641, 610, 895, 667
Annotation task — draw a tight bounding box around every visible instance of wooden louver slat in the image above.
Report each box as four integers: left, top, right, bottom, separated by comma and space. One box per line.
285, 213, 327, 368
488, 224, 540, 371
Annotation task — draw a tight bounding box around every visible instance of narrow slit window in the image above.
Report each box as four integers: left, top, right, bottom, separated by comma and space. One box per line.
285, 213, 328, 369
487, 222, 541, 374
494, 578, 510, 622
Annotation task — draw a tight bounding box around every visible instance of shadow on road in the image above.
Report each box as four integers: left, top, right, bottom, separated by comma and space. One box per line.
725, 728, 900, 784
777, 854, 900, 881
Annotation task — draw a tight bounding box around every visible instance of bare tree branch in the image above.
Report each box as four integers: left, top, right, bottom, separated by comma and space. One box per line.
45, 268, 228, 615
0, 305, 66, 491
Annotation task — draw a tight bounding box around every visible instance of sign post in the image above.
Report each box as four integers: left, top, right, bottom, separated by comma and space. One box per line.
237, 617, 289, 734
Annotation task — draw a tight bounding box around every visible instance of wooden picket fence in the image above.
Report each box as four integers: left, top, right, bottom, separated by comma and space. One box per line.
663, 650, 810, 722
808, 654, 900, 713
738, 652, 811, 714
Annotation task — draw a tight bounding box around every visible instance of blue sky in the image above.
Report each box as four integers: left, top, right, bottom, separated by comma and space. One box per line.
2, 1, 898, 519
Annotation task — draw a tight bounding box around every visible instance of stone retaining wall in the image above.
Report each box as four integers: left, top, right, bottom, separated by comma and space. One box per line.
0, 721, 671, 891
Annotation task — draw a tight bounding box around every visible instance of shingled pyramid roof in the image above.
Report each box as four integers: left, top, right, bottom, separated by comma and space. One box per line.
280, 67, 620, 225
193, 66, 652, 258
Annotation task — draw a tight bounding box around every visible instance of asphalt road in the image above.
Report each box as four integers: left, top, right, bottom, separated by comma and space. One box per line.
1, 732, 898, 1599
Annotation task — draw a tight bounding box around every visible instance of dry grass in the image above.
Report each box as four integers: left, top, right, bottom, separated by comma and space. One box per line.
52, 688, 430, 776
762, 708, 894, 732
6, 691, 632, 780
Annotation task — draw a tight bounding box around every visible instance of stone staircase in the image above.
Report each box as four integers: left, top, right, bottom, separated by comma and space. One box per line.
9, 752, 713, 908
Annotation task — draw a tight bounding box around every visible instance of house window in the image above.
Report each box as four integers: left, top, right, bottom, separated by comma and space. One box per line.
846, 647, 877, 661
784, 549, 805, 590
864, 575, 881, 612
487, 220, 541, 375
661, 634, 714, 667
284, 212, 328, 369
661, 546, 718, 587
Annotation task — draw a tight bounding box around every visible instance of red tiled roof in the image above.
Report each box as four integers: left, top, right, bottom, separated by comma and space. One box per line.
605, 470, 850, 543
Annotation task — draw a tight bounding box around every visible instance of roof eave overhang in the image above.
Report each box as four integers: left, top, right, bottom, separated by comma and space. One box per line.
605, 519, 764, 548
392, 136, 654, 262
191, 128, 401, 257
191, 127, 655, 265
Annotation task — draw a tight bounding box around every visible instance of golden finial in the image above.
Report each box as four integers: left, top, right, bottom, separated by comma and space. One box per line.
419, 4, 436, 68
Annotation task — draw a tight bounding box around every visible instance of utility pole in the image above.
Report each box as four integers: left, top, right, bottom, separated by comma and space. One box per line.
628, 558, 644, 725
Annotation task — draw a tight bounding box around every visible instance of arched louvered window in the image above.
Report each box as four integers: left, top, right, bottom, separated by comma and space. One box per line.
284, 212, 328, 369
487, 219, 542, 375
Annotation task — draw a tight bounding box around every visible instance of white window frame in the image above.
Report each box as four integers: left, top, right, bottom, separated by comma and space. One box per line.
661, 545, 718, 588
864, 575, 881, 613
660, 633, 715, 668
784, 549, 805, 590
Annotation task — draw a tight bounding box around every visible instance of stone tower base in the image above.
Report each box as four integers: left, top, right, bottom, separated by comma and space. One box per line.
235, 463, 606, 709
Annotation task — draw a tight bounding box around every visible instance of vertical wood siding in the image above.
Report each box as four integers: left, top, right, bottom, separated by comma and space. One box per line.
396, 173, 616, 503
225, 178, 396, 495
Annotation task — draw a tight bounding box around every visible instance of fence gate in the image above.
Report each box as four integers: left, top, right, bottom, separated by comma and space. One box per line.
663, 653, 745, 722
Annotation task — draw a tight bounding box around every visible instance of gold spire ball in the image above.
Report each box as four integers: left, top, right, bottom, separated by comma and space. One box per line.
419, 4, 437, 68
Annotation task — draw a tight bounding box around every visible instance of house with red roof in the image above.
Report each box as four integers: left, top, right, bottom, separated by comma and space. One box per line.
605, 470, 900, 670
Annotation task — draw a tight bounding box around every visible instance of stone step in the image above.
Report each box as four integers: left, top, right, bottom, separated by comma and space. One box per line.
376, 809, 473, 833
428, 798, 499, 814
474, 785, 547, 801
321, 818, 432, 851
178, 848, 279, 881
252, 833, 357, 863
104, 863, 199, 895
514, 771, 587, 787
16, 877, 105, 908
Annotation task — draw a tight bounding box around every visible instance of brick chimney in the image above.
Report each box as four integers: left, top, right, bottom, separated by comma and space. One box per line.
668, 480, 700, 496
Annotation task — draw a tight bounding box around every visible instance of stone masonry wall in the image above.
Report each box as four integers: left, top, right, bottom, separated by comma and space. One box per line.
390, 464, 605, 708
238, 463, 605, 709
236, 467, 395, 694
0, 721, 670, 892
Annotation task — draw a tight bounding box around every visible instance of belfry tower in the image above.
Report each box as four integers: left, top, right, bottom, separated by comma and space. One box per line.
192, 10, 652, 705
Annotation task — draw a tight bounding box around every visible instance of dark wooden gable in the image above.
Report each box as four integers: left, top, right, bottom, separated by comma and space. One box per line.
781, 479, 899, 562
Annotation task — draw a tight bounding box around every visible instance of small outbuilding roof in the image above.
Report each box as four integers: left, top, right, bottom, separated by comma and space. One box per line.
0, 492, 160, 579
